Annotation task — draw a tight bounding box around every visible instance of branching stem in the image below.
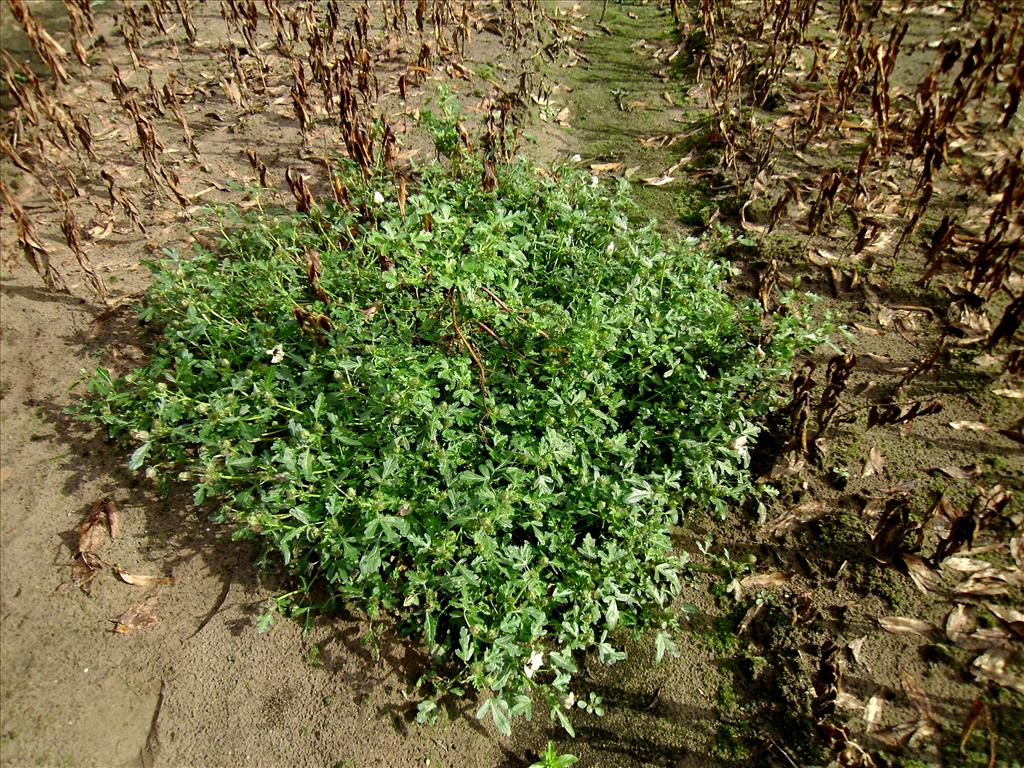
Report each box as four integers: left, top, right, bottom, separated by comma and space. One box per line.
449, 291, 490, 437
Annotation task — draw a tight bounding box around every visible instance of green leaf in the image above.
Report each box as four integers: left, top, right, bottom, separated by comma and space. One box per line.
655, 630, 680, 663
605, 598, 620, 631
552, 705, 575, 737
489, 697, 511, 737
128, 442, 151, 472
415, 699, 438, 725
358, 547, 380, 580
255, 608, 275, 634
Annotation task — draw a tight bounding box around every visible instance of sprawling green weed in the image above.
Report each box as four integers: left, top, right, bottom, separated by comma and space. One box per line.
78, 143, 821, 734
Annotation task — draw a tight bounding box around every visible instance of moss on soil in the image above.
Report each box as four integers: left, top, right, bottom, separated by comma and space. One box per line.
565, 1, 716, 233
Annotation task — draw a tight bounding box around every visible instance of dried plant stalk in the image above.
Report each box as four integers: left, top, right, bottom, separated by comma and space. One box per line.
817, 354, 856, 434
6, 0, 71, 84
59, 200, 108, 303
1, 180, 66, 290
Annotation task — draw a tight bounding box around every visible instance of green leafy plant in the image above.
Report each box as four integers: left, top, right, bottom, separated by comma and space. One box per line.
674, 183, 716, 228
421, 86, 467, 160
529, 741, 579, 768
77, 135, 822, 735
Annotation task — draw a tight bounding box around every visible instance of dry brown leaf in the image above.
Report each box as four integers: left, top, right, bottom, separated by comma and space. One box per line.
853, 323, 884, 337
907, 718, 940, 749
757, 456, 805, 482
876, 720, 913, 747
986, 603, 1024, 624
861, 497, 888, 521
864, 229, 896, 254
639, 134, 670, 148
892, 303, 933, 315
554, 106, 570, 126
973, 352, 1005, 369
115, 569, 175, 587
739, 571, 792, 590
956, 627, 1014, 651
813, 640, 843, 720
949, 421, 989, 431
884, 479, 925, 496
671, 151, 696, 173
862, 351, 894, 364
685, 83, 709, 105
767, 500, 828, 536
949, 307, 991, 341
847, 636, 868, 668
112, 597, 158, 634
737, 602, 763, 635
589, 162, 622, 173
946, 604, 975, 645
878, 616, 938, 639
836, 691, 863, 710
864, 693, 884, 731
808, 249, 840, 266
78, 501, 106, 555
972, 648, 1024, 694
992, 388, 1024, 399
104, 499, 119, 539
71, 552, 105, 595
954, 568, 1013, 599
879, 674, 939, 750
902, 554, 942, 594
941, 556, 991, 573
862, 447, 885, 478
642, 174, 674, 186
85, 219, 115, 241
877, 718, 936, 749
932, 465, 980, 480
985, 603, 1024, 638
220, 76, 243, 107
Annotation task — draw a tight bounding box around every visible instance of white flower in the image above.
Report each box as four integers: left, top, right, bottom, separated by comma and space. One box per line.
561, 691, 576, 709
730, 435, 750, 462
605, 241, 615, 256
571, 153, 582, 162
524, 649, 544, 679
590, 175, 599, 187
266, 344, 285, 364
373, 190, 385, 204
